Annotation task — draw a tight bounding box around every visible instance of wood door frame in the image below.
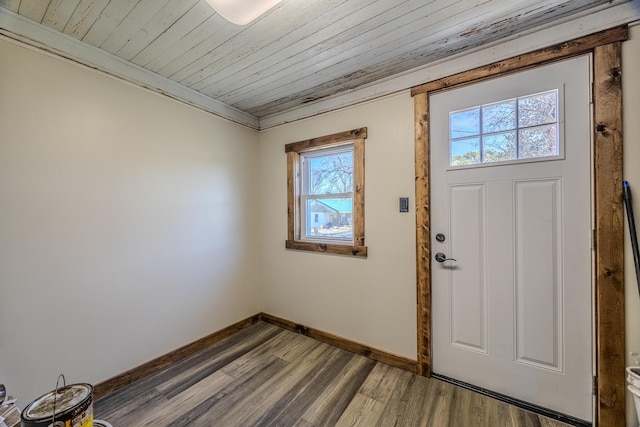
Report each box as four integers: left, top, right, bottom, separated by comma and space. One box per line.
412, 25, 627, 426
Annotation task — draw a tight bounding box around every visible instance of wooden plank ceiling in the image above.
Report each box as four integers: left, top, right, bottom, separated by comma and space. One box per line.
0, 0, 629, 125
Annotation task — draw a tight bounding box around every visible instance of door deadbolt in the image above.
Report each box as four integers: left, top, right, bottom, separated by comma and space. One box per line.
435, 233, 446, 242
435, 253, 456, 263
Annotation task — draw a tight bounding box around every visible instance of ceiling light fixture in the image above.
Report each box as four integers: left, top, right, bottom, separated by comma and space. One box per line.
205, 0, 283, 25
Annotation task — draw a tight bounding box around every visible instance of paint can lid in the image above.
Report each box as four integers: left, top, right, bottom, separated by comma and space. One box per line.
94, 420, 113, 427
22, 384, 93, 421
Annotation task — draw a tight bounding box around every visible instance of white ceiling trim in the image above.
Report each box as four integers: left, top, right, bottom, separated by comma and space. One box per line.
0, 7, 260, 130
259, 0, 640, 130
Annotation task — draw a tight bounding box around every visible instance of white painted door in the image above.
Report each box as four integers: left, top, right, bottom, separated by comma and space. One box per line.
430, 55, 592, 421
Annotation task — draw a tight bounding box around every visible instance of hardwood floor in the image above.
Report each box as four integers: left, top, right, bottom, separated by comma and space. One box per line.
94, 322, 573, 426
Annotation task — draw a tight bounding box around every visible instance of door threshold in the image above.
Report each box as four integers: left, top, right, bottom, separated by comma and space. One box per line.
431, 373, 591, 427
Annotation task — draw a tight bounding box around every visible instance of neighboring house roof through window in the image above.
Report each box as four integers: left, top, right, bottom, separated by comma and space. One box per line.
314, 199, 352, 213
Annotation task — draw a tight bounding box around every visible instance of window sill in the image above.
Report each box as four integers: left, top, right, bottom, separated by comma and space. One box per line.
285, 240, 367, 257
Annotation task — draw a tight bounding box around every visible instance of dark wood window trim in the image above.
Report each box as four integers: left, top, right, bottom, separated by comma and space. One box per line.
412, 25, 627, 426
285, 128, 367, 257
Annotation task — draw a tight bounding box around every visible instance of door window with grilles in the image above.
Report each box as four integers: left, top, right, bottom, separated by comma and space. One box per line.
449, 90, 561, 167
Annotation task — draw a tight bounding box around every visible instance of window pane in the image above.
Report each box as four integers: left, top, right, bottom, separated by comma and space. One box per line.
306, 198, 353, 240
308, 152, 353, 195
518, 90, 557, 127
482, 132, 516, 163
482, 101, 516, 133
519, 125, 558, 159
448, 89, 561, 167
450, 108, 480, 139
451, 137, 480, 166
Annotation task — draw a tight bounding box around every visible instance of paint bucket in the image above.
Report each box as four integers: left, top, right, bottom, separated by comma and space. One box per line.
21, 382, 93, 427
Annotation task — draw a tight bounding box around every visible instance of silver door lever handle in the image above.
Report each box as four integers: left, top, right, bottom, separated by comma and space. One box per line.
435, 253, 456, 262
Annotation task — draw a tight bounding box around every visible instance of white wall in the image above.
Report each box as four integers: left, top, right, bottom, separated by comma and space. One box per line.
258, 93, 417, 359
0, 37, 260, 406
624, 24, 640, 427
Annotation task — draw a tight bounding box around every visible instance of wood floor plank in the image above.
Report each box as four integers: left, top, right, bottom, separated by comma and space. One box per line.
94, 322, 574, 427
298, 355, 376, 427
272, 330, 324, 362
448, 386, 477, 426
222, 330, 315, 379
376, 373, 424, 427
136, 370, 236, 426
209, 344, 338, 426
421, 377, 457, 426
483, 393, 516, 426
334, 392, 385, 427
95, 388, 167, 426
97, 320, 280, 407
358, 362, 411, 404
388, 374, 433, 427
252, 349, 354, 425
293, 418, 316, 427
159, 322, 283, 399
163, 356, 290, 427
221, 343, 289, 380
154, 323, 281, 395
164, 336, 326, 426
511, 405, 543, 427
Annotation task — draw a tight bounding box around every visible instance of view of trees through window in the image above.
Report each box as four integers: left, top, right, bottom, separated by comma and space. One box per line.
450, 90, 559, 166
309, 151, 353, 194
303, 148, 354, 240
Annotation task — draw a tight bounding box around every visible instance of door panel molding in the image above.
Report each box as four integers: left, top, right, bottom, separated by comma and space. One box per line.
514, 179, 563, 372
412, 25, 627, 426
449, 184, 488, 353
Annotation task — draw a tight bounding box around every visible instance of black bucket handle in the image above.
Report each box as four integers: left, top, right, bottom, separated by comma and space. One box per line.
623, 181, 640, 297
